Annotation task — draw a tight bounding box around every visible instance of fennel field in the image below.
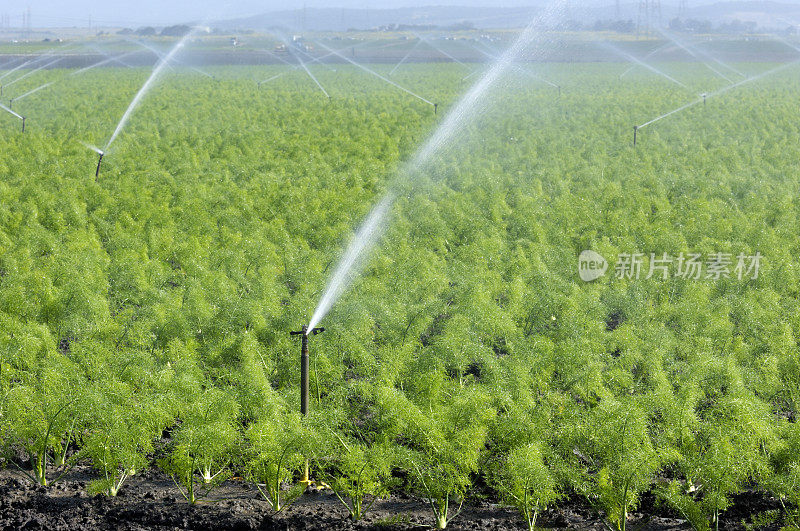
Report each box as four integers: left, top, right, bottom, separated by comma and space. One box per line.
1, 61, 800, 530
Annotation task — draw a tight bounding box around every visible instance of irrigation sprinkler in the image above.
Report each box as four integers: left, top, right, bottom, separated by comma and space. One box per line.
95, 152, 105, 178
633, 125, 638, 147
632, 60, 800, 145
0, 101, 24, 131
434, 103, 439, 115
290, 325, 325, 488
290, 325, 325, 416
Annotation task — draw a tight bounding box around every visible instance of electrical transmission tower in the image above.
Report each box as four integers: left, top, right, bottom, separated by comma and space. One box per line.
637, 0, 662, 37
24, 7, 31, 37
679, 0, 688, 13
616, 0, 621, 19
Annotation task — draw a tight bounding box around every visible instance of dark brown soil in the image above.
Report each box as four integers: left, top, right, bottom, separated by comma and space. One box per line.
0, 465, 784, 530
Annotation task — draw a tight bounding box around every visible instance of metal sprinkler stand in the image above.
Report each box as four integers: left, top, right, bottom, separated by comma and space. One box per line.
633, 125, 638, 147
21, 117, 25, 133
290, 325, 325, 489
95, 152, 105, 178
702, 93, 707, 106
434, 103, 439, 115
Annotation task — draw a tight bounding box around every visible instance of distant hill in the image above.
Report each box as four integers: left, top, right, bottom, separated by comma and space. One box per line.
216, 6, 541, 32
215, 2, 800, 32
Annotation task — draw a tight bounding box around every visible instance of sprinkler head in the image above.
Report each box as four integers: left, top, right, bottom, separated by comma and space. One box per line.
434, 103, 439, 115
290, 325, 325, 336
633, 125, 638, 147
21, 116, 25, 133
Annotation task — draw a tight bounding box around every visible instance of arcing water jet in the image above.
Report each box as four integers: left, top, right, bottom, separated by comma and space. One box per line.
0, 101, 24, 131
306, 1, 568, 332
632, 61, 799, 145
602, 41, 687, 89
309, 39, 437, 112
101, 28, 200, 165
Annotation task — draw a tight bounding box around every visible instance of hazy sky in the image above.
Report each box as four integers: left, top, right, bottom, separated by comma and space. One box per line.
4, 1, 541, 27
4, 1, 800, 27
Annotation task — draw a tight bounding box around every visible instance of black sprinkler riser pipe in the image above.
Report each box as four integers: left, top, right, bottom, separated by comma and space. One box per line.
95, 153, 104, 178
290, 325, 324, 417
300, 333, 309, 415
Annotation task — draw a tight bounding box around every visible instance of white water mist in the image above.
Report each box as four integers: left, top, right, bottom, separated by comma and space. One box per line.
105, 29, 199, 151
306, 1, 568, 332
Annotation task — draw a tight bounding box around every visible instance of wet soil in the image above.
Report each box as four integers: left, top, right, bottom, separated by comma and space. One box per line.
0, 465, 784, 530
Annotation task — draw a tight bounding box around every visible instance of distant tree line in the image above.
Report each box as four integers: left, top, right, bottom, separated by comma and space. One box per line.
116, 25, 193, 37
371, 21, 477, 32
554, 17, 772, 35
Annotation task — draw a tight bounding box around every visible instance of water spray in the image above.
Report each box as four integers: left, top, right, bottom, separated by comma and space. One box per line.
256, 41, 373, 88
310, 39, 437, 111
655, 29, 734, 83
602, 41, 688, 89
291, 49, 331, 101
10, 81, 55, 104
0, 101, 24, 131
306, 2, 569, 333
103, 28, 200, 156
415, 33, 472, 72
128, 38, 214, 79
290, 325, 325, 488
470, 41, 562, 93
389, 39, 423, 76
632, 60, 800, 145
71, 50, 141, 78
619, 41, 673, 79
3, 56, 65, 91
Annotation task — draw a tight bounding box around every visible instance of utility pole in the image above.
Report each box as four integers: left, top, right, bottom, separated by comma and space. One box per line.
679, 0, 688, 13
